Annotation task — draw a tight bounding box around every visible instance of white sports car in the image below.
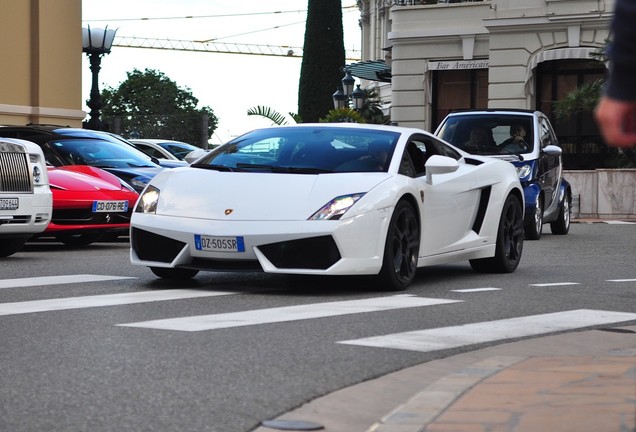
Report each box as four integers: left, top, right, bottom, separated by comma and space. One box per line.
130, 123, 524, 290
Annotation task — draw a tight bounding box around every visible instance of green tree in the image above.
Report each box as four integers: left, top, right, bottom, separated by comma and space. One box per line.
100, 68, 218, 145
298, 0, 346, 123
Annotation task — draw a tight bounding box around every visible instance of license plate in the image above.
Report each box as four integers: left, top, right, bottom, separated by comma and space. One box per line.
92, 200, 129, 212
194, 234, 245, 252
0, 198, 19, 210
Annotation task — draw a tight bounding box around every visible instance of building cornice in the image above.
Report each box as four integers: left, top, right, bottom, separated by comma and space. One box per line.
0, 104, 86, 121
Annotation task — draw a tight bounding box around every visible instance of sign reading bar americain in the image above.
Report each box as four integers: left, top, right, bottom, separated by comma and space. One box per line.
429, 60, 489, 70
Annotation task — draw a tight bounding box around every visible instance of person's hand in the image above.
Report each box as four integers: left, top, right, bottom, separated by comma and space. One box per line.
594, 96, 636, 148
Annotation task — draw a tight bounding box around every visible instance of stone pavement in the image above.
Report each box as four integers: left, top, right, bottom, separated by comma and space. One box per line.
252, 325, 636, 432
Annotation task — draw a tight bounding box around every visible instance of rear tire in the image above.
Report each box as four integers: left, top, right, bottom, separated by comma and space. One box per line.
150, 266, 199, 280
470, 194, 524, 273
524, 196, 543, 240
550, 193, 571, 235
0, 237, 28, 257
377, 201, 420, 291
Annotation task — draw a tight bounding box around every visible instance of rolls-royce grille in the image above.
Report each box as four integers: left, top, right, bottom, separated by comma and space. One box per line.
0, 148, 32, 193
258, 236, 341, 270
131, 227, 186, 263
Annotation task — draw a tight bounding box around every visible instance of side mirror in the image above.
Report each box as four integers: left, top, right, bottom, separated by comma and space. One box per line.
425, 155, 460, 185
543, 145, 562, 156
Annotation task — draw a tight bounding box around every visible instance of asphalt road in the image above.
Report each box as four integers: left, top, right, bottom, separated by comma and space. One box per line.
1, 222, 635, 432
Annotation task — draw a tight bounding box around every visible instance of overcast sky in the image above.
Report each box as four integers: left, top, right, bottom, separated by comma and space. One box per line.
81, 0, 361, 144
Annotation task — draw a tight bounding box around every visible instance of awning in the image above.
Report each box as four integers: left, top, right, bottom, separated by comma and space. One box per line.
524, 47, 600, 95
347, 60, 392, 83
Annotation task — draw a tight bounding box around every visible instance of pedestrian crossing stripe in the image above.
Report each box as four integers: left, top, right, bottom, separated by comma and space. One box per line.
0, 274, 136, 290
117, 295, 462, 331
0, 289, 236, 316
338, 309, 636, 353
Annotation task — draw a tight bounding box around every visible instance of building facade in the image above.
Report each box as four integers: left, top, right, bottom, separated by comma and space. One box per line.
354, 0, 613, 169
0, 0, 84, 127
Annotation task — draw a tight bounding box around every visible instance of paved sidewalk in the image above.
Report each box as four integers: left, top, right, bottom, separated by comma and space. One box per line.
253, 325, 636, 432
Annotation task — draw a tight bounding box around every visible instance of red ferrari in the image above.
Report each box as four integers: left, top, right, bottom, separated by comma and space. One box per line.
40, 165, 139, 245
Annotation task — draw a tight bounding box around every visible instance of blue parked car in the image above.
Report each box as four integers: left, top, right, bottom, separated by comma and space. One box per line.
435, 109, 571, 240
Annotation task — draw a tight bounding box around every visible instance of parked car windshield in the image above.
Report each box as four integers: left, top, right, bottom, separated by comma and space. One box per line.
41, 138, 159, 168
193, 127, 400, 173
157, 141, 200, 160
437, 114, 534, 156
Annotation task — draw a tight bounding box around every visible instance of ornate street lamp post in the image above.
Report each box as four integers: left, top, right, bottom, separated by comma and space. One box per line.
82, 25, 117, 130
332, 69, 365, 111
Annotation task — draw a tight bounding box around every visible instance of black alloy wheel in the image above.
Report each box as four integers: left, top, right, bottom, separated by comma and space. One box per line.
470, 194, 524, 273
378, 200, 420, 291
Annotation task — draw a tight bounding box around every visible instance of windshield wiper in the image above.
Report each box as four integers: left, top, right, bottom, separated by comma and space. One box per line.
235, 163, 332, 174
190, 163, 243, 172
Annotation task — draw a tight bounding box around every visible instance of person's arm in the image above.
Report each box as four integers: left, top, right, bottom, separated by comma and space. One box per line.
594, 0, 636, 148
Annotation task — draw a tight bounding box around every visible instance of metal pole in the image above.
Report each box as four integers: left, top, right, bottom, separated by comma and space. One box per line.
86, 52, 103, 130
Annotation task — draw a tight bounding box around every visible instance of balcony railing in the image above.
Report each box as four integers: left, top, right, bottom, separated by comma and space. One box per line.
387, 0, 485, 6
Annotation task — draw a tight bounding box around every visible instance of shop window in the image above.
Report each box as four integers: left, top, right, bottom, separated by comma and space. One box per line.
536, 59, 612, 169
432, 69, 488, 130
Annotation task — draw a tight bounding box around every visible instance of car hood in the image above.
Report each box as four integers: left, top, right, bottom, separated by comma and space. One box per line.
48, 165, 125, 191
153, 168, 389, 221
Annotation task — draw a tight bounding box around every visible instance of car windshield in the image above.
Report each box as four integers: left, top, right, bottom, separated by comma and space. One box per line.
41, 138, 159, 168
437, 114, 534, 156
192, 127, 399, 173
159, 142, 200, 160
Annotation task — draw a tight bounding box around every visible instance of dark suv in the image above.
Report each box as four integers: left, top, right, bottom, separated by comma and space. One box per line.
435, 109, 571, 239
0, 125, 165, 192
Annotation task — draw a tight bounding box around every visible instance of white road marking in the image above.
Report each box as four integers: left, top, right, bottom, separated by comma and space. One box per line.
0, 289, 235, 316
451, 288, 501, 293
118, 295, 462, 331
0, 274, 136, 290
529, 282, 580, 287
338, 309, 636, 353
605, 220, 636, 224
607, 279, 636, 283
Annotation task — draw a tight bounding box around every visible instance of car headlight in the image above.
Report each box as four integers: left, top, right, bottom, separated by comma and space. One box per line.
516, 164, 532, 179
309, 193, 365, 220
135, 185, 160, 214
32, 165, 42, 184
29, 154, 47, 185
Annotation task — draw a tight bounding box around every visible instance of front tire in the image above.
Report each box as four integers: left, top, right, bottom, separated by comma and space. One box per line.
470, 194, 524, 273
150, 267, 199, 280
550, 193, 571, 235
524, 196, 543, 240
377, 201, 420, 291
0, 237, 28, 257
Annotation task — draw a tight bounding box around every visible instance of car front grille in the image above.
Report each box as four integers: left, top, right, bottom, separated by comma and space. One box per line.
257, 235, 341, 270
52, 208, 132, 225
131, 227, 186, 263
0, 145, 32, 193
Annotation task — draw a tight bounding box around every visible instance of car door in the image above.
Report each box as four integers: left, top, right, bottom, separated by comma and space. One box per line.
538, 116, 561, 211
401, 135, 483, 257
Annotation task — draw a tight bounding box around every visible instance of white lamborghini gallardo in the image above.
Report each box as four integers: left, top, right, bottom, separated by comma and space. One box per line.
130, 123, 524, 290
